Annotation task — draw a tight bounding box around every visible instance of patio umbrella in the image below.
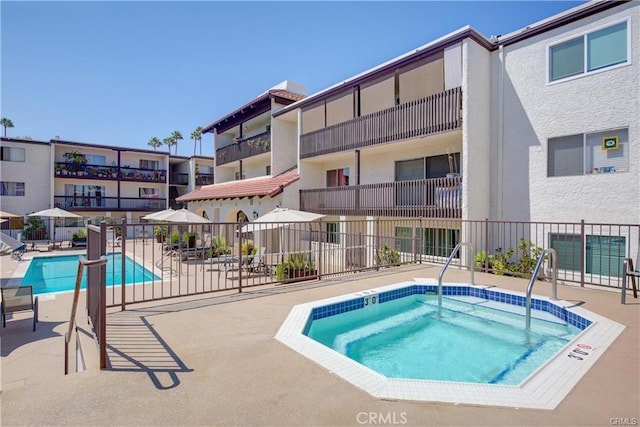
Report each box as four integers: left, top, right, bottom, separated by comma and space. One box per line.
0, 210, 21, 218
160, 209, 210, 224
240, 208, 325, 261
28, 207, 82, 243
141, 208, 175, 221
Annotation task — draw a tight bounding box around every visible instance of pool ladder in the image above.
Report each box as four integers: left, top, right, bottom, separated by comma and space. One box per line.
525, 248, 558, 330
437, 242, 475, 314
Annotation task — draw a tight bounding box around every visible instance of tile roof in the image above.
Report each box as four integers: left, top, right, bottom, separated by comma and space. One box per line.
268, 89, 306, 102
176, 168, 299, 202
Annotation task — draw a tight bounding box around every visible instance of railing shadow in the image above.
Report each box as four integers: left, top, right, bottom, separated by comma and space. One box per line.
105, 311, 193, 390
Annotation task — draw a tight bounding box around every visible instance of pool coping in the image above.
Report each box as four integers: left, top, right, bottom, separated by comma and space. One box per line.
275, 278, 625, 409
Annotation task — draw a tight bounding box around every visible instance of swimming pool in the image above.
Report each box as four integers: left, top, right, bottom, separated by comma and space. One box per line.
276, 280, 624, 409
22, 253, 159, 295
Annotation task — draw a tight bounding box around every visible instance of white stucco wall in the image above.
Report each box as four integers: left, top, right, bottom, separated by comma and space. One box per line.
495, 2, 639, 224
0, 140, 52, 215
271, 116, 297, 176
462, 39, 492, 221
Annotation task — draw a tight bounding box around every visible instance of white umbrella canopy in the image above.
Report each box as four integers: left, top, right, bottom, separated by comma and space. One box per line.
28, 207, 81, 219
141, 208, 175, 221
240, 208, 325, 233
0, 210, 21, 218
161, 209, 210, 224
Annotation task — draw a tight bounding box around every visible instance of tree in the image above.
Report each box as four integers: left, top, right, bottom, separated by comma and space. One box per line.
163, 137, 175, 154
0, 117, 14, 137
170, 130, 183, 155
148, 136, 161, 150
190, 126, 203, 156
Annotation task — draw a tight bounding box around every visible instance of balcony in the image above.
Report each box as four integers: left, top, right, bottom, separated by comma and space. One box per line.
299, 176, 462, 219
300, 87, 462, 159
216, 131, 271, 166
170, 173, 189, 185
196, 173, 214, 186
54, 196, 168, 211
55, 162, 166, 183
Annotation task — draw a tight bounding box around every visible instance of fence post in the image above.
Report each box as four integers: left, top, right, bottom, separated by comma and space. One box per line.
318, 219, 323, 280
120, 217, 127, 311
484, 218, 489, 273
580, 219, 585, 287
418, 218, 423, 264
237, 225, 243, 293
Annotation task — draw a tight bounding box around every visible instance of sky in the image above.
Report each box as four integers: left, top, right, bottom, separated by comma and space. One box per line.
2, 1, 586, 157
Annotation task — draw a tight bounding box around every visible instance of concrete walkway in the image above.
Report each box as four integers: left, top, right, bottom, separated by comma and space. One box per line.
1, 257, 639, 426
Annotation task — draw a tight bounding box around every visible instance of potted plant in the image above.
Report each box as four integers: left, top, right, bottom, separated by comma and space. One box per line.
153, 225, 168, 243
283, 253, 316, 281
72, 228, 87, 247
209, 235, 231, 257
183, 231, 197, 248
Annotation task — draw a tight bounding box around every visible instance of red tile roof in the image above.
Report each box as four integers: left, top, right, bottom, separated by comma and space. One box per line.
176, 168, 299, 202
268, 89, 306, 102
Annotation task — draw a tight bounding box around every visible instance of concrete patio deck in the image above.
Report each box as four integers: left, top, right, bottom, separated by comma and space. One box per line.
1, 250, 638, 426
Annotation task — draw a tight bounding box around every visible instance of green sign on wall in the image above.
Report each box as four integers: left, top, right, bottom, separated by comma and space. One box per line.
602, 136, 619, 151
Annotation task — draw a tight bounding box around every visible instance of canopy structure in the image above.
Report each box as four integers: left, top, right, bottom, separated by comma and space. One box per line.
141, 208, 175, 221
28, 207, 82, 243
160, 209, 210, 224
240, 208, 325, 233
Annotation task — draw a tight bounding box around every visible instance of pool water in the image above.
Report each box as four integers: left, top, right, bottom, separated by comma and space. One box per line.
22, 253, 159, 295
306, 294, 580, 385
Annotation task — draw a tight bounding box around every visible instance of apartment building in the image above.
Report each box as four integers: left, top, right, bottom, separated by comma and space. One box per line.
177, 81, 306, 223
270, 0, 637, 268
0, 136, 213, 224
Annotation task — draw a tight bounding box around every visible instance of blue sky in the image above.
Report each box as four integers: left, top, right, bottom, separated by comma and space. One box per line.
2, 1, 585, 156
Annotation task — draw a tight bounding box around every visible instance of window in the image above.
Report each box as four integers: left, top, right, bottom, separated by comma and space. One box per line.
266, 165, 271, 175
140, 159, 159, 170
394, 227, 413, 253
419, 228, 459, 258
548, 128, 629, 177
326, 168, 349, 187
549, 21, 628, 82
64, 184, 105, 207
235, 172, 245, 180
85, 154, 105, 165
326, 222, 340, 244
550, 233, 626, 277
139, 187, 159, 198
0, 147, 25, 162
0, 181, 25, 196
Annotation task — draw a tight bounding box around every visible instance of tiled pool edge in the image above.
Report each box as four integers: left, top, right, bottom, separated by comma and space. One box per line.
275, 280, 625, 409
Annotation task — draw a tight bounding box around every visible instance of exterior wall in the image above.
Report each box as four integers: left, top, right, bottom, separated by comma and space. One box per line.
301, 103, 324, 134
0, 140, 52, 215
399, 54, 444, 103
326, 91, 353, 126
271, 117, 297, 176
444, 43, 463, 90
360, 75, 394, 115
462, 39, 492, 221
495, 2, 639, 224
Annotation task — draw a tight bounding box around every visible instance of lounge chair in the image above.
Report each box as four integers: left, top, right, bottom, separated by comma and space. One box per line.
1, 286, 39, 331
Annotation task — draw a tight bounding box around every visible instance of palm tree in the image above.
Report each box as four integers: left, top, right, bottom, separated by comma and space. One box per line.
1, 117, 14, 137
147, 137, 161, 150
163, 137, 175, 154
190, 126, 203, 156
170, 130, 183, 155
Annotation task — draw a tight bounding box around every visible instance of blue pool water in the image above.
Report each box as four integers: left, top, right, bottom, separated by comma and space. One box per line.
22, 253, 159, 295
306, 294, 580, 385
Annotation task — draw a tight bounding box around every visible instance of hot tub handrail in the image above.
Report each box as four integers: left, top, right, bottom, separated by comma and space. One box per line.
525, 248, 557, 330
437, 242, 475, 313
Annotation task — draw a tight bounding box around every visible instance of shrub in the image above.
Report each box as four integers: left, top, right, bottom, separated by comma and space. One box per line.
241, 240, 257, 256
72, 228, 87, 240
376, 243, 400, 267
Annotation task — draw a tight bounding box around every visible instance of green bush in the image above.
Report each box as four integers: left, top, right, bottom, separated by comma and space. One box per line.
241, 240, 257, 256
209, 235, 231, 257
72, 228, 87, 239
375, 243, 400, 267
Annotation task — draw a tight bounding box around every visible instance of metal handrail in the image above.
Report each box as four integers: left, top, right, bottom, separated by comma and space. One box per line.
525, 248, 557, 330
437, 242, 475, 313
64, 255, 108, 375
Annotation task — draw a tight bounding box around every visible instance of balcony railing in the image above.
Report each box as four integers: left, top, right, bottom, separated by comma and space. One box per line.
170, 173, 189, 185
300, 87, 462, 159
54, 196, 167, 211
55, 162, 166, 183
196, 174, 214, 186
299, 176, 462, 218
216, 131, 271, 166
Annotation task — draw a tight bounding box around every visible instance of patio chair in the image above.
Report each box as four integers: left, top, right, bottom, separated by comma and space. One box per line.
1, 286, 39, 331
624, 252, 639, 299
223, 247, 268, 279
